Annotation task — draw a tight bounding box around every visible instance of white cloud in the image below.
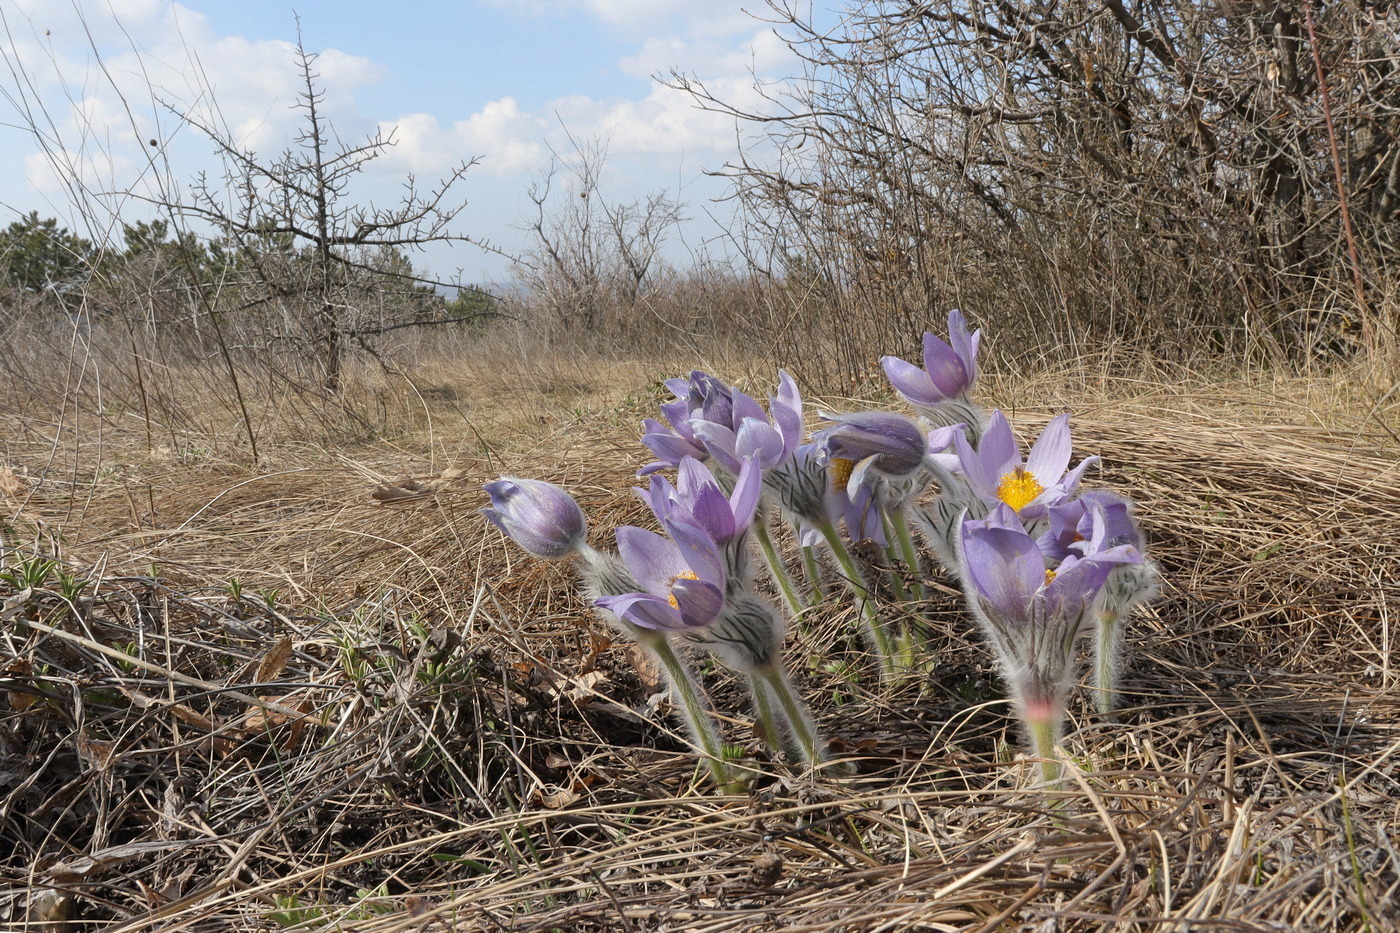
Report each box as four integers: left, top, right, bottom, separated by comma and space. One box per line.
378, 99, 548, 178
480, 0, 723, 27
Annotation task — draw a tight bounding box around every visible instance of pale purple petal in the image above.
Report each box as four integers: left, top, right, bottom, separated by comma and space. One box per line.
881, 355, 941, 406
735, 417, 785, 467
615, 525, 685, 594
670, 577, 724, 628
947, 309, 980, 385
675, 456, 714, 502
979, 411, 1020, 478
689, 420, 742, 474
596, 592, 687, 631
688, 484, 736, 543
665, 519, 726, 589
1059, 456, 1101, 497
1025, 414, 1072, 487
731, 388, 767, 427
1047, 545, 1143, 619
728, 456, 763, 532
961, 522, 1044, 622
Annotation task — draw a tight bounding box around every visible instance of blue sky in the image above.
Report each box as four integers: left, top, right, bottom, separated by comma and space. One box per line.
0, 0, 812, 284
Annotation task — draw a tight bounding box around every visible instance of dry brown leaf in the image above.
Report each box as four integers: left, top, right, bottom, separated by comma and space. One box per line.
254, 636, 294, 683
0, 465, 24, 498
76, 736, 117, 771
626, 642, 663, 692
562, 670, 607, 703
371, 483, 416, 501
5, 657, 38, 710
239, 694, 311, 749
169, 703, 217, 731
535, 786, 580, 809
580, 631, 611, 673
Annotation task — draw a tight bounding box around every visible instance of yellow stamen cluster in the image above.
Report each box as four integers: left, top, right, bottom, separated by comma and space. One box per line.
828, 457, 856, 490
666, 570, 700, 609
1044, 569, 1057, 586
996, 466, 1044, 512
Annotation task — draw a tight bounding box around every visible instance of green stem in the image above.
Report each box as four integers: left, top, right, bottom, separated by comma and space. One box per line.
889, 507, 926, 602
760, 667, 827, 771
645, 634, 732, 787
1026, 716, 1062, 787
880, 514, 909, 603
754, 518, 804, 617
800, 544, 824, 604
816, 518, 897, 682
1094, 611, 1121, 716
746, 671, 793, 762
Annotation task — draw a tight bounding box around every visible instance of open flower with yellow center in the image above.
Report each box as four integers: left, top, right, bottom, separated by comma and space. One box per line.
952, 410, 1099, 522
595, 520, 727, 632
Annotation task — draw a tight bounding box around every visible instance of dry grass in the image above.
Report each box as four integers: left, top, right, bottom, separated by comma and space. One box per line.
2, 345, 1399, 932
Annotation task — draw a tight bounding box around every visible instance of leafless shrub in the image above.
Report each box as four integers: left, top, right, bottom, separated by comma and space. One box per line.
672, 0, 1400, 383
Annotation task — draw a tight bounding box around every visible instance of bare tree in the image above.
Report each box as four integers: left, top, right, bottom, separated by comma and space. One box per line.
516, 134, 685, 337
172, 32, 496, 388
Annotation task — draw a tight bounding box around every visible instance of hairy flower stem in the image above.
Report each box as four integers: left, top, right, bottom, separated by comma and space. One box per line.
816, 517, 897, 682
1026, 716, 1062, 787
882, 537, 909, 603
1093, 611, 1124, 717
801, 543, 824, 603
754, 517, 805, 616
751, 667, 828, 771
643, 633, 732, 788
746, 670, 787, 758
889, 508, 926, 602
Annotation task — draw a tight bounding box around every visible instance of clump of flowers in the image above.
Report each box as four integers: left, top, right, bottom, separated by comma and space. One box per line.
482, 308, 1161, 793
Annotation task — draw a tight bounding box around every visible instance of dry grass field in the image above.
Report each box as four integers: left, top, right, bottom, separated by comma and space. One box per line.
2, 340, 1399, 932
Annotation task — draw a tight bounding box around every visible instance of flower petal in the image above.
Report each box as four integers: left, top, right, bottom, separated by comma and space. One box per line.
615, 525, 685, 594
1025, 414, 1072, 487
595, 592, 687, 631
881, 354, 940, 406
921, 331, 970, 398
960, 521, 1044, 623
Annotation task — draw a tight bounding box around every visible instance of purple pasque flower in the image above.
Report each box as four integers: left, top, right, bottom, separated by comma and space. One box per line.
882, 309, 980, 405
816, 409, 931, 513
959, 505, 1143, 676
1039, 490, 1141, 564
953, 410, 1099, 523
482, 477, 588, 560
882, 310, 987, 435
689, 370, 804, 475
639, 376, 711, 476
638, 455, 762, 587
595, 520, 727, 632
